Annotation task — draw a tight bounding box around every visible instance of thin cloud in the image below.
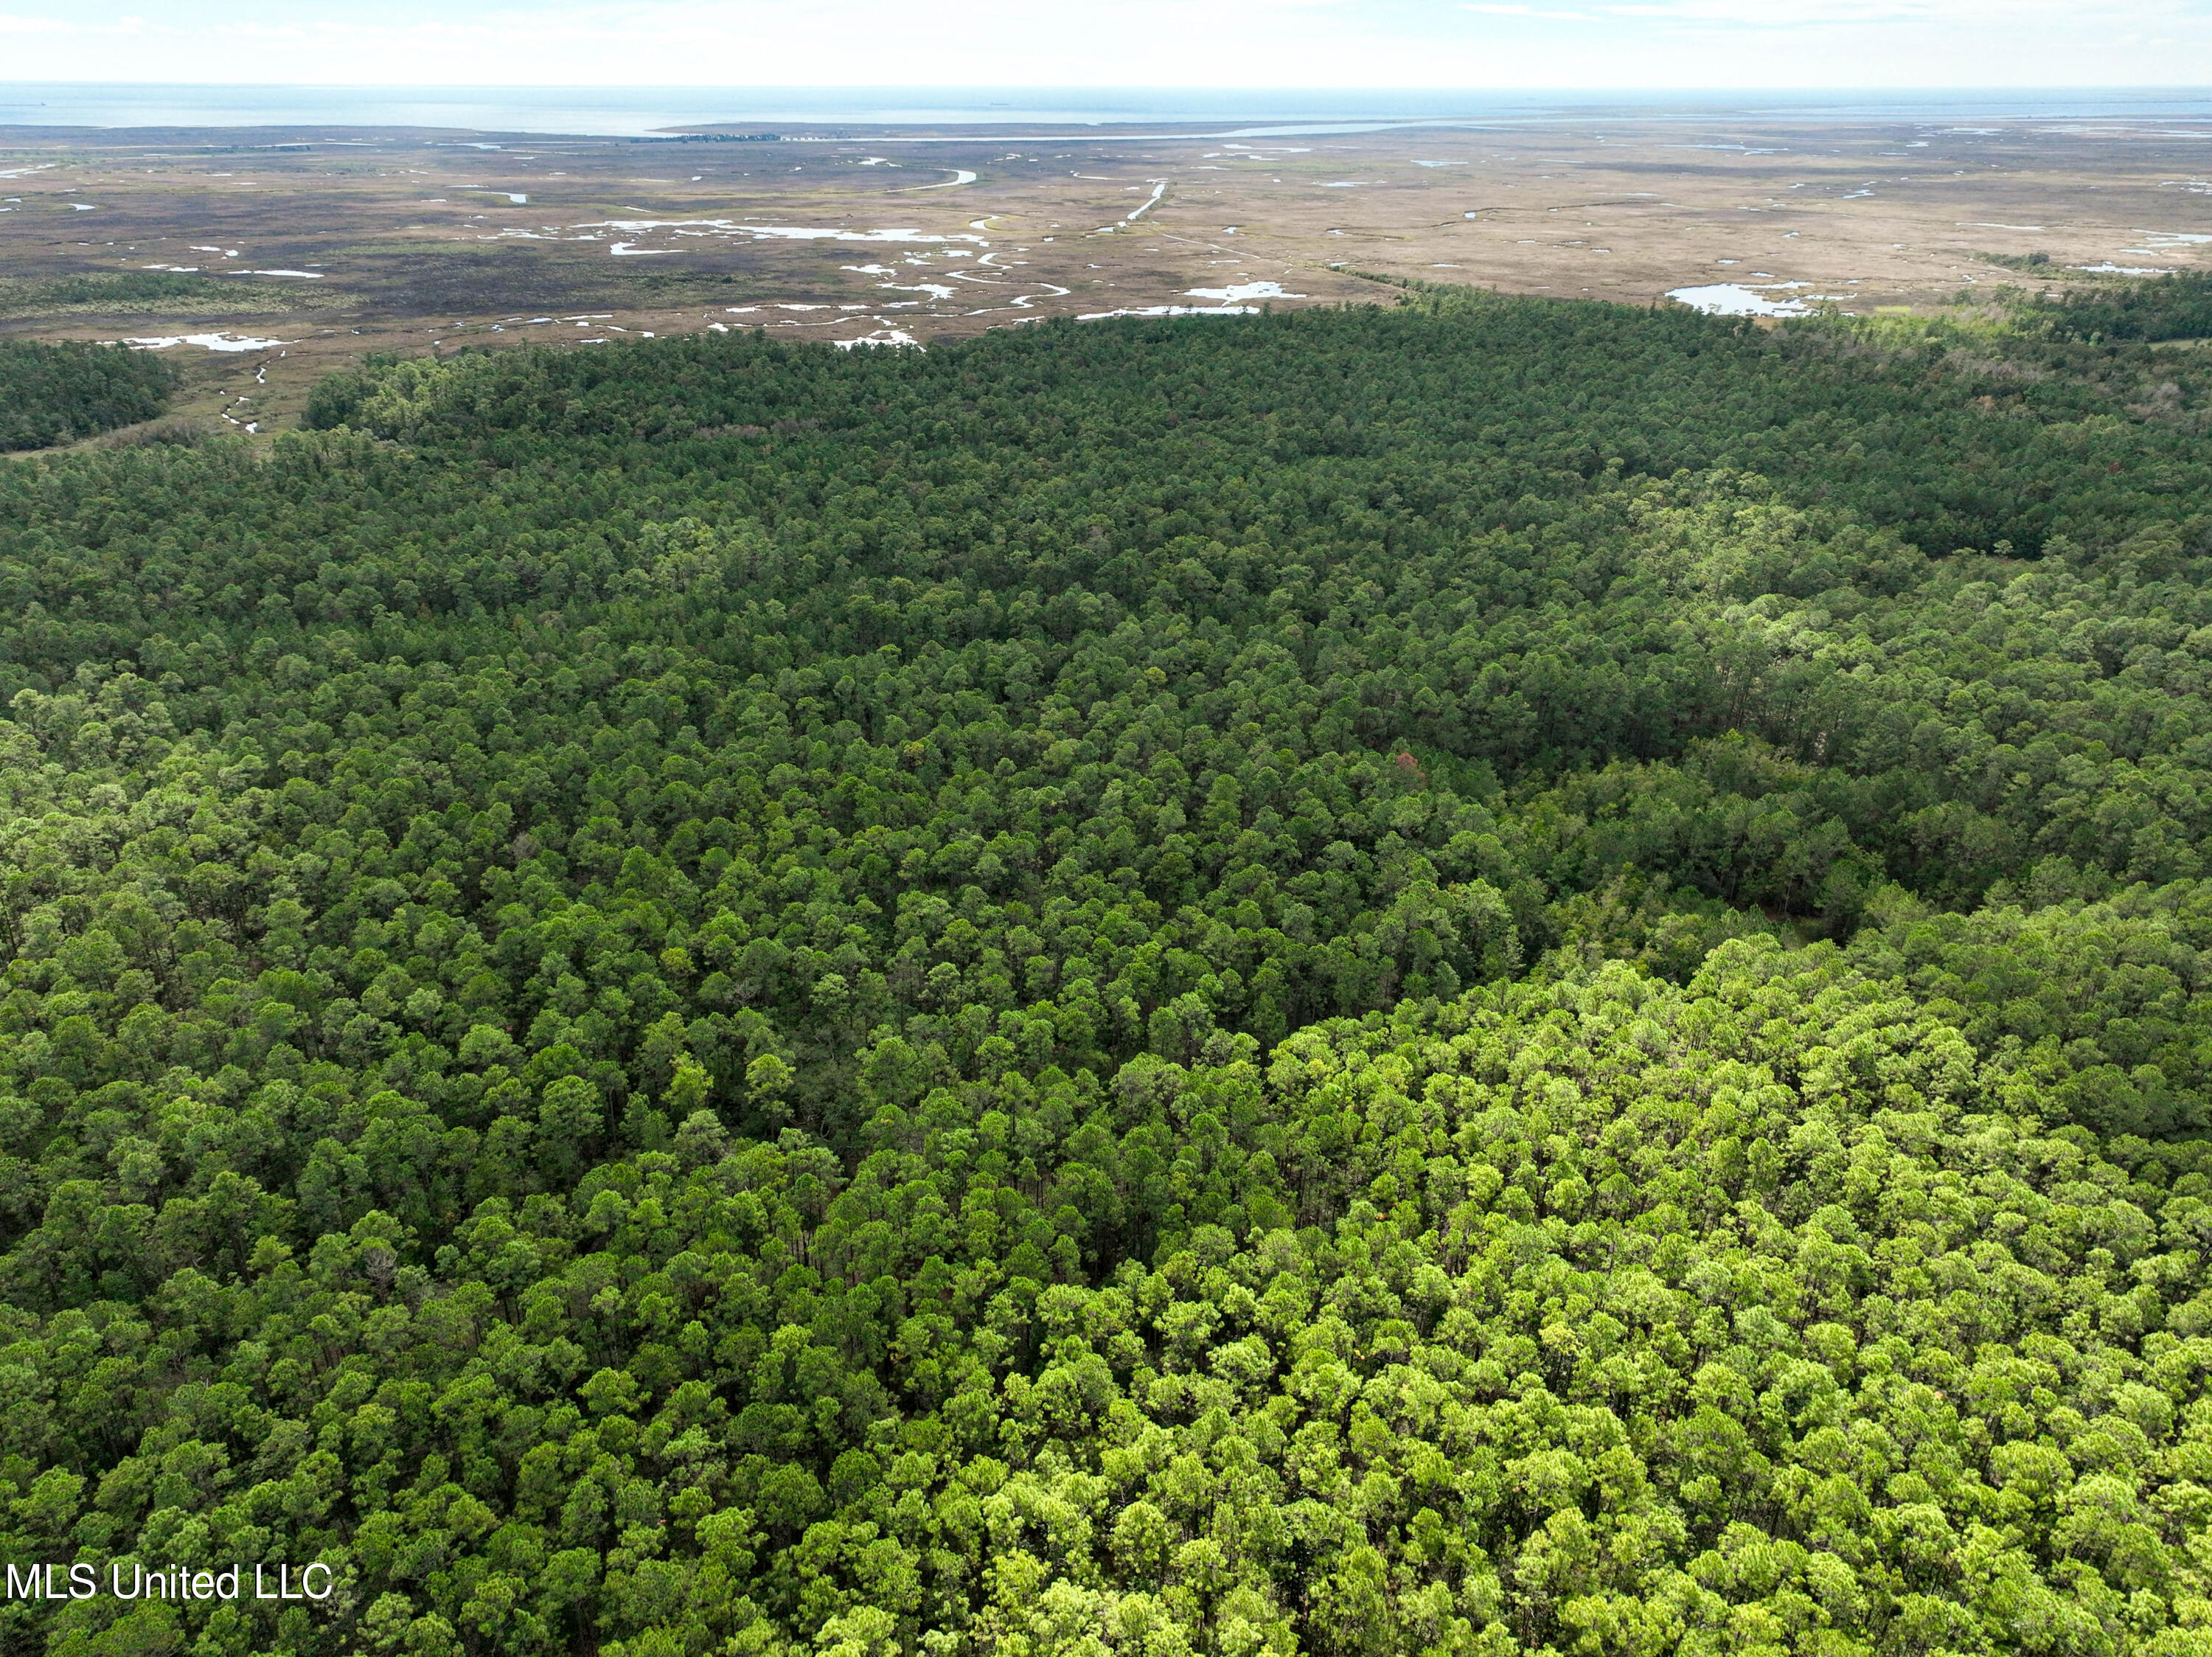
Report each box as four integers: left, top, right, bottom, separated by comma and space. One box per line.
0, 10, 98, 30
1464, 3, 1595, 17
1597, 0, 2180, 18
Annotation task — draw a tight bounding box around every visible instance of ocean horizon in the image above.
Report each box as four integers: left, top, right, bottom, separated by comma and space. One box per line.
3, 83, 2212, 138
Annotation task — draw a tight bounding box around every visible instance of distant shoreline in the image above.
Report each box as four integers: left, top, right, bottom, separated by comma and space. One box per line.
4, 83, 2212, 139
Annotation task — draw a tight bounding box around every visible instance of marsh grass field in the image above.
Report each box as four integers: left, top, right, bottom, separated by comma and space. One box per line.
6, 110, 2212, 440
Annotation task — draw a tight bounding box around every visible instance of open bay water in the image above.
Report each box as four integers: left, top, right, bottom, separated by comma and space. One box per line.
4, 83, 2212, 138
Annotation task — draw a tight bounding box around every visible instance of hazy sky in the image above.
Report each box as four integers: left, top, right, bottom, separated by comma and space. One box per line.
1, 0, 2206, 91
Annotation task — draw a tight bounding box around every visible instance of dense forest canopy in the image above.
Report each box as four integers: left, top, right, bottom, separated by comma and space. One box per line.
0, 290, 2209, 1656
0, 340, 173, 453
2041, 270, 2212, 345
